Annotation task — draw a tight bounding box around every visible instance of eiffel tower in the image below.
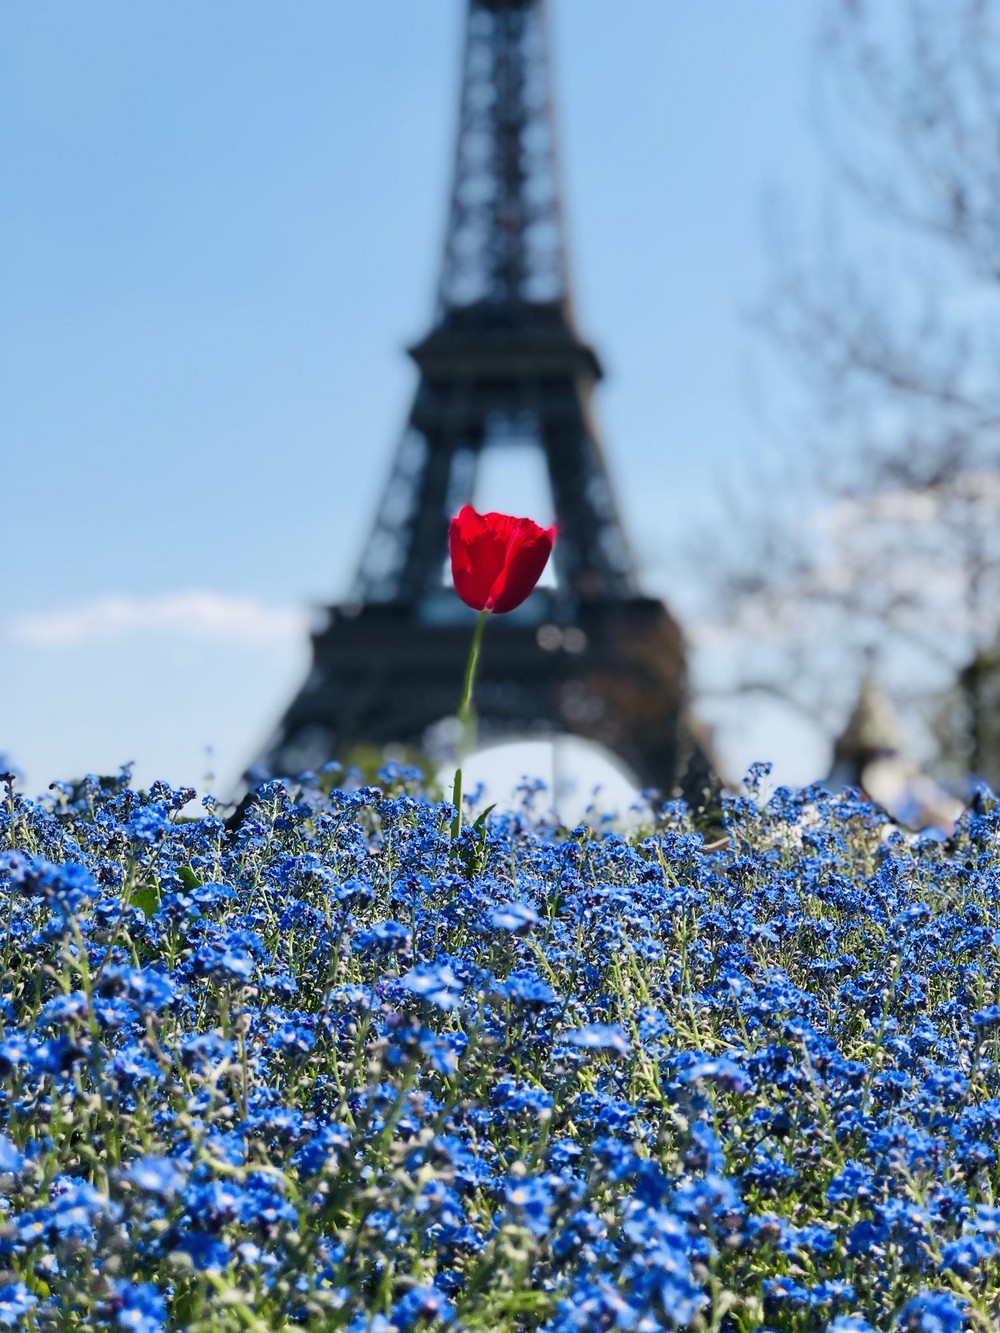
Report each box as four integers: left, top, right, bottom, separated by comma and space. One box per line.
257, 0, 712, 802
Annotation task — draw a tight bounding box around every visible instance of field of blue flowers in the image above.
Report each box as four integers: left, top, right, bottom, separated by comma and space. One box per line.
0, 763, 997, 1332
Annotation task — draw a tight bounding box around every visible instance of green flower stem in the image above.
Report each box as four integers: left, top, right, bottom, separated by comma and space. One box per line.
451, 608, 488, 839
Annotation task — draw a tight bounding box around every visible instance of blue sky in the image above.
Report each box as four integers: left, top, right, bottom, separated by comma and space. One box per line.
2, 1, 835, 795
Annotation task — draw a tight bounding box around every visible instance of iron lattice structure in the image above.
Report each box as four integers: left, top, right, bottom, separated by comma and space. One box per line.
256, 0, 713, 802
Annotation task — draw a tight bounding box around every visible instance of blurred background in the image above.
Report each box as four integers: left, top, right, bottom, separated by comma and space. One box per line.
3, 0, 997, 814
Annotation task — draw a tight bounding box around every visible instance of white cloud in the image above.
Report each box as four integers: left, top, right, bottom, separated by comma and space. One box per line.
10, 591, 311, 649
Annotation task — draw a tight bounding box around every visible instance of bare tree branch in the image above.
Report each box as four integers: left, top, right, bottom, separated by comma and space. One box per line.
705, 0, 1000, 785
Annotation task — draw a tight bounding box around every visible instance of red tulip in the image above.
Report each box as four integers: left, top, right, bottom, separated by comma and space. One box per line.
448, 505, 556, 614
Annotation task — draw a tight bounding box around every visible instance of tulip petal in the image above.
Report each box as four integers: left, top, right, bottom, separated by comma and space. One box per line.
449, 507, 510, 611
488, 520, 556, 613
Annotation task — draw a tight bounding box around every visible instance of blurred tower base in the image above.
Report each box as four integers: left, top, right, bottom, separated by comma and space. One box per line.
260, 595, 714, 807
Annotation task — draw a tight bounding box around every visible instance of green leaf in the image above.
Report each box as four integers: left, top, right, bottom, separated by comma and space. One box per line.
129, 883, 161, 918
472, 803, 497, 833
